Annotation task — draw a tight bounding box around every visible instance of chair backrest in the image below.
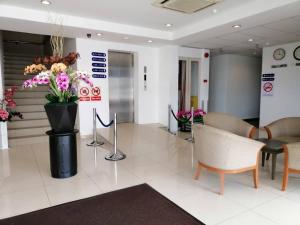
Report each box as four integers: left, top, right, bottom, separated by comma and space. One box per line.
265, 117, 300, 138
193, 124, 263, 170
203, 112, 255, 138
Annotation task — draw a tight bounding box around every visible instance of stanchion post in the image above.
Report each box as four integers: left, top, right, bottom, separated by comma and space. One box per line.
191, 107, 194, 142
168, 104, 171, 132
105, 113, 126, 161
114, 113, 118, 155
87, 108, 104, 147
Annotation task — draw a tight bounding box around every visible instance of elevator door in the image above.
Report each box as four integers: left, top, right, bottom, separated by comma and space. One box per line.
108, 51, 134, 123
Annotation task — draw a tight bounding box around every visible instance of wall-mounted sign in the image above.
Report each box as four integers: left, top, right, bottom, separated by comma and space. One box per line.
92, 57, 106, 62
79, 87, 90, 101
271, 64, 287, 69
91, 87, 101, 101
92, 68, 106, 73
92, 52, 106, 57
92, 63, 106, 68
262, 74, 275, 96
91, 52, 107, 78
79, 86, 102, 101
92, 74, 107, 78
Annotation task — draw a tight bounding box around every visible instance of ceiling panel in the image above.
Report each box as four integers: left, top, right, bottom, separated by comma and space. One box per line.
240, 26, 296, 40
263, 17, 300, 33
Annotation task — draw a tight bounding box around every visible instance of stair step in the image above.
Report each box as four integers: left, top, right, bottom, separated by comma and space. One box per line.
5, 79, 27, 86
13, 111, 47, 120
3, 60, 32, 66
15, 98, 46, 105
15, 104, 45, 113
4, 69, 24, 74
8, 119, 49, 129
14, 91, 48, 98
4, 57, 34, 63
8, 126, 50, 138
4, 52, 38, 57
8, 135, 48, 147
5, 65, 27, 70
5, 74, 34, 80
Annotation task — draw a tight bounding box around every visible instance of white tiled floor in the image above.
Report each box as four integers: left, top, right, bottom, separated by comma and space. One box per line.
1, 123, 300, 224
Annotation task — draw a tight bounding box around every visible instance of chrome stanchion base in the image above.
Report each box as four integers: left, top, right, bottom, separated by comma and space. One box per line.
105, 151, 126, 161
185, 137, 194, 143
87, 141, 104, 147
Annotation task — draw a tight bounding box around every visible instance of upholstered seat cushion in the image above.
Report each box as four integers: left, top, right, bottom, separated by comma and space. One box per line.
273, 136, 300, 144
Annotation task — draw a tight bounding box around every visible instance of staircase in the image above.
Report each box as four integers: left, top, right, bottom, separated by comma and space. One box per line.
4, 52, 50, 141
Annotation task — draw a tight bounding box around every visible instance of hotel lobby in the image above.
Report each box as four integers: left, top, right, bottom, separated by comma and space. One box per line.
0, 0, 300, 225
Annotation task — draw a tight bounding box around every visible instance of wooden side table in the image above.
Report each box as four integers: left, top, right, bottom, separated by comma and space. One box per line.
257, 138, 286, 180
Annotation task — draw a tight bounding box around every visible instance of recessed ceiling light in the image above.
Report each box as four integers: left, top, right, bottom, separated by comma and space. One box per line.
148, 40, 153, 43
248, 38, 254, 42
212, 9, 218, 13
41, 0, 51, 5
165, 23, 173, 27
232, 24, 241, 28
96, 33, 102, 36
124, 36, 129, 40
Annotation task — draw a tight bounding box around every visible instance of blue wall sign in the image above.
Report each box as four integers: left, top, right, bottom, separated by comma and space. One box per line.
92, 52, 106, 57
92, 57, 106, 62
92, 74, 107, 78
92, 68, 106, 73
92, 63, 106, 68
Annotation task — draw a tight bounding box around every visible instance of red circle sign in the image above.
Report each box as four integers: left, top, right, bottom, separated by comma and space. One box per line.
263, 82, 273, 93
92, 87, 101, 96
80, 87, 89, 96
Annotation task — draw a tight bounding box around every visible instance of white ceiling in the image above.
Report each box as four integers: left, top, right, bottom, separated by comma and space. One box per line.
1, 0, 300, 56
0, 0, 253, 30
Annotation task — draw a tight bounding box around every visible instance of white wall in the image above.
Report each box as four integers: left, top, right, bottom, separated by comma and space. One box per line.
0, 31, 8, 150
75, 38, 159, 135
209, 54, 261, 119
260, 41, 300, 126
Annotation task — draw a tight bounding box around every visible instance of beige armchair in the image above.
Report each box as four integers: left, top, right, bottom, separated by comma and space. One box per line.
264, 117, 300, 143
282, 142, 300, 191
193, 124, 265, 194
203, 112, 257, 139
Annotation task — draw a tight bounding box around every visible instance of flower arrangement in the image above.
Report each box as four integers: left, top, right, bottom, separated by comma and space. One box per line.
22, 52, 93, 103
0, 87, 23, 122
177, 108, 206, 123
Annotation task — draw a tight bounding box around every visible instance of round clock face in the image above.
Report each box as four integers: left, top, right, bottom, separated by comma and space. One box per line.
293, 46, 300, 61
273, 48, 286, 60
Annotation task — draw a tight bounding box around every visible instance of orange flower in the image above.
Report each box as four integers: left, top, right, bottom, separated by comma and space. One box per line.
50, 63, 67, 74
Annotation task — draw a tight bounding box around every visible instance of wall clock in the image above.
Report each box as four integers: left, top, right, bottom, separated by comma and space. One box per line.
273, 48, 286, 60
293, 46, 300, 61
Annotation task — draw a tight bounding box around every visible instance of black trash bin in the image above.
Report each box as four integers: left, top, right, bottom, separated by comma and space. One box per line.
46, 129, 78, 178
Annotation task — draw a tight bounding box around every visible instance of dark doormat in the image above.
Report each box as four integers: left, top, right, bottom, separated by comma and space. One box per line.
0, 183, 205, 225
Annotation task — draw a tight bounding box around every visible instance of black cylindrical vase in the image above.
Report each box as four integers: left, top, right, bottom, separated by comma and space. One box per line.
46, 130, 78, 178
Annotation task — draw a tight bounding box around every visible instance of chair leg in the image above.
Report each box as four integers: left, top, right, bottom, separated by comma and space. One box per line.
282, 169, 288, 191
252, 167, 259, 188
219, 172, 225, 195
282, 146, 289, 191
194, 162, 202, 180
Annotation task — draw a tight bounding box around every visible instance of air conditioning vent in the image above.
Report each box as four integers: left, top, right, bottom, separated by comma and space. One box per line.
152, 0, 222, 14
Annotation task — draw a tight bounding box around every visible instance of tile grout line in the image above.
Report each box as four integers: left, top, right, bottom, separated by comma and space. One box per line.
31, 144, 52, 206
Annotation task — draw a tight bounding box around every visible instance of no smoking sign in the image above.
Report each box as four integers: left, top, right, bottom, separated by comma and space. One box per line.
91, 87, 101, 101
262, 74, 275, 96
263, 82, 273, 93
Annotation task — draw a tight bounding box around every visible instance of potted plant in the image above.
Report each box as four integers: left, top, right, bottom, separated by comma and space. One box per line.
22, 54, 93, 133
0, 86, 23, 122
177, 108, 206, 132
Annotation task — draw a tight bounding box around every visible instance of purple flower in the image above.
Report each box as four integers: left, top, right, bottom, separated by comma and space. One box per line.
23, 79, 33, 88
56, 73, 70, 91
